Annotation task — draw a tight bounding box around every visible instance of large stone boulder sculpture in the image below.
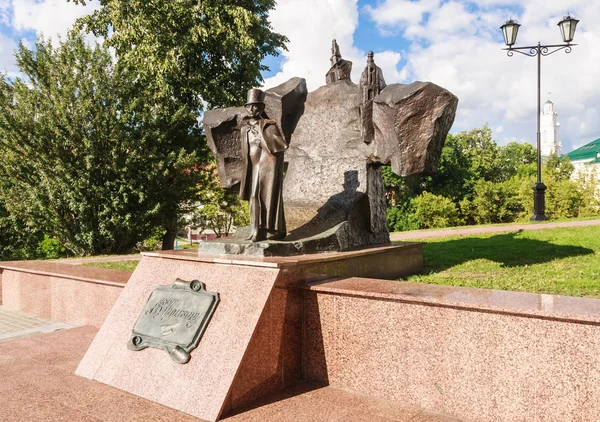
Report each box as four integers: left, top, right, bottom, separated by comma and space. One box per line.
201, 44, 458, 256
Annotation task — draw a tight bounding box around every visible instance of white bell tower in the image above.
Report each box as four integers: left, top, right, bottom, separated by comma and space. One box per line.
540, 98, 561, 157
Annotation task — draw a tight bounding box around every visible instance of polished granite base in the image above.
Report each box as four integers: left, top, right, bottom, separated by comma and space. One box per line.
156, 241, 423, 280
197, 221, 390, 257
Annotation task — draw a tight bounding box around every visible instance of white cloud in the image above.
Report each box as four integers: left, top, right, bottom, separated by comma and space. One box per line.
0, 0, 10, 25
0, 32, 17, 75
263, 0, 408, 93
263, 0, 361, 91
361, 0, 600, 152
0, 0, 100, 77
11, 0, 98, 39
363, 0, 440, 32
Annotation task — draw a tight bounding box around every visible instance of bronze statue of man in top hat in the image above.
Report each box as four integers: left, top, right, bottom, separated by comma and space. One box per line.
239, 88, 288, 242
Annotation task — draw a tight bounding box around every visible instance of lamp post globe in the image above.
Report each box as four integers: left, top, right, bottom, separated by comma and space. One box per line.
500, 19, 521, 47
558, 15, 579, 43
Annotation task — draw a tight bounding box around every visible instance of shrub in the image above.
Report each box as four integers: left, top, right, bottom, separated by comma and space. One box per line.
470, 179, 523, 224
413, 192, 462, 229
36, 236, 66, 259
387, 201, 419, 232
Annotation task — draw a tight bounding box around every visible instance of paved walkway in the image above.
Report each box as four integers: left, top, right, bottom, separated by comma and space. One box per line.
0, 306, 72, 341
390, 219, 600, 241
0, 323, 466, 421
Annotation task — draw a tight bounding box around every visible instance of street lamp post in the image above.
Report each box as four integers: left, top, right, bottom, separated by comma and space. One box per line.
500, 15, 580, 222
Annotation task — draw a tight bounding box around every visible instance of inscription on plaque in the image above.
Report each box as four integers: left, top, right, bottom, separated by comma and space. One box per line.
128, 279, 219, 364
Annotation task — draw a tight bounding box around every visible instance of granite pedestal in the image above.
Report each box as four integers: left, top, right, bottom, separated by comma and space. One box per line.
76, 243, 422, 421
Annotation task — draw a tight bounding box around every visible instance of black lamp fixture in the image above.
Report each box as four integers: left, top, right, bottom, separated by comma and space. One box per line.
558, 15, 579, 43
500, 14, 580, 222
500, 19, 521, 47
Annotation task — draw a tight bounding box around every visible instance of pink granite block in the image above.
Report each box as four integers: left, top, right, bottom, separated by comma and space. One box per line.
302, 386, 423, 421
50, 276, 123, 327
534, 320, 600, 422
2, 271, 51, 317
302, 291, 336, 383
0, 260, 130, 284
303, 277, 600, 422
326, 296, 446, 410
224, 284, 303, 413
76, 255, 282, 422
438, 308, 538, 422
301, 243, 423, 280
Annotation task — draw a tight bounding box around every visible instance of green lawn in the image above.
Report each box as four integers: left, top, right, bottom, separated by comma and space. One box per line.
406, 225, 600, 298
82, 260, 140, 273
174, 237, 199, 249
78, 225, 600, 298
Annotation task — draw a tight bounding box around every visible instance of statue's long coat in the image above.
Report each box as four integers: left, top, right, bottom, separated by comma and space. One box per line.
239, 118, 288, 234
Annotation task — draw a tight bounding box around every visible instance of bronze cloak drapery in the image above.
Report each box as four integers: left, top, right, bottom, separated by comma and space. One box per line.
239, 118, 288, 236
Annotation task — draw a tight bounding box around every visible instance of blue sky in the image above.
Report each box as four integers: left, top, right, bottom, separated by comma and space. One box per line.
1, 0, 599, 154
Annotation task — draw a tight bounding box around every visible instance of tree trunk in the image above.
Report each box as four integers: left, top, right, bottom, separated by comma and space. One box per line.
162, 228, 178, 250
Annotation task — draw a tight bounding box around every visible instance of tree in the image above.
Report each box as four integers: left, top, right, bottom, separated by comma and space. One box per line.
546, 153, 575, 181
0, 198, 42, 260
498, 141, 537, 181
0, 33, 169, 255
425, 125, 502, 201
68, 0, 287, 248
195, 164, 249, 238
468, 179, 523, 224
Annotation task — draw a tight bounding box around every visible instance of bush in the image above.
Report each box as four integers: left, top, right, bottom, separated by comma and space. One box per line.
413, 192, 462, 229
470, 179, 523, 224
387, 201, 419, 232
36, 235, 66, 259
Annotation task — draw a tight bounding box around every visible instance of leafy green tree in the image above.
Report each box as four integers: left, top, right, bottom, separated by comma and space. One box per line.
68, 0, 287, 248
0, 33, 177, 255
387, 201, 419, 232
577, 169, 600, 217
194, 164, 249, 238
425, 125, 502, 201
498, 141, 537, 181
0, 199, 42, 260
546, 153, 575, 181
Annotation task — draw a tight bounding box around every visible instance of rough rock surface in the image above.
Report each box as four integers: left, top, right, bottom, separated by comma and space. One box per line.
281, 80, 390, 251
264, 77, 307, 144
203, 107, 247, 188
372, 81, 458, 176
199, 77, 458, 256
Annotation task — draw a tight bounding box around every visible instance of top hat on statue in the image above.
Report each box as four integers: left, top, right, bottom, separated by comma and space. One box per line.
246, 88, 265, 105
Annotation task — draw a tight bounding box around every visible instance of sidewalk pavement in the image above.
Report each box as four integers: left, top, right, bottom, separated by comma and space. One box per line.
0, 306, 72, 342
0, 323, 465, 422
390, 219, 600, 241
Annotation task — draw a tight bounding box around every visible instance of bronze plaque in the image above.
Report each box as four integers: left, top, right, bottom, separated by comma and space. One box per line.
127, 279, 219, 364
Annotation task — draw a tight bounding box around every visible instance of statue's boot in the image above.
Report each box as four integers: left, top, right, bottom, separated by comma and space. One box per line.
268, 231, 286, 241
251, 229, 268, 242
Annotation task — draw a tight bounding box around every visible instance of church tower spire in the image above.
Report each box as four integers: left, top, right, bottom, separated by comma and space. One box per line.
540, 96, 561, 157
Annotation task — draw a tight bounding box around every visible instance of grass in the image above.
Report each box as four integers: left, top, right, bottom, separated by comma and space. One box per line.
82, 260, 140, 273
174, 237, 199, 249
405, 225, 600, 298
77, 224, 600, 298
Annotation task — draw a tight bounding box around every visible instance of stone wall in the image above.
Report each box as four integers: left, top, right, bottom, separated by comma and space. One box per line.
303, 278, 600, 422
0, 261, 128, 327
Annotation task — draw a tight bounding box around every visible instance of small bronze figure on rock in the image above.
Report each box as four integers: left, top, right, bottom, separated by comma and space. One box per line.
240, 88, 288, 242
